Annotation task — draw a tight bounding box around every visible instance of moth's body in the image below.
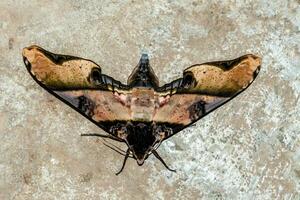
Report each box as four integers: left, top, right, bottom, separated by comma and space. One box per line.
23, 45, 261, 174
129, 87, 156, 121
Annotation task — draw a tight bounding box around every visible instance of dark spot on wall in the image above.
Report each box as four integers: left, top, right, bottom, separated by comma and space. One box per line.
9, 38, 14, 50
23, 173, 32, 185
29, 153, 37, 162
79, 172, 93, 183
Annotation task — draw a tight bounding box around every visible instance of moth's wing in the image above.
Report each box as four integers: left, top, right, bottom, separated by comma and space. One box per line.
22, 45, 131, 133
154, 54, 261, 139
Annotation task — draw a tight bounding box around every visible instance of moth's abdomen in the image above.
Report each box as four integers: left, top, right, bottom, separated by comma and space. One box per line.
130, 88, 156, 121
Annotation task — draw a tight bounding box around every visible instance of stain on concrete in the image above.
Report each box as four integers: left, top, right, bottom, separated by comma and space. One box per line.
79, 172, 93, 183
23, 173, 32, 185
8, 38, 14, 50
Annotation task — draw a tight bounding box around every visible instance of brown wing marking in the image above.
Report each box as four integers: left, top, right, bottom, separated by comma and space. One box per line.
54, 90, 132, 122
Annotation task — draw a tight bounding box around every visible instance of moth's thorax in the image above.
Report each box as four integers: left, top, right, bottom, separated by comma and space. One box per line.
130, 87, 156, 121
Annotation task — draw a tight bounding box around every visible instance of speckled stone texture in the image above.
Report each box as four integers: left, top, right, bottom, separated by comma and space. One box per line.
0, 0, 299, 199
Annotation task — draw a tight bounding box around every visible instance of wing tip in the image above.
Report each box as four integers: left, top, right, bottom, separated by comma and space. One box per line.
244, 54, 262, 77
22, 45, 40, 70
246, 53, 262, 65
22, 44, 41, 55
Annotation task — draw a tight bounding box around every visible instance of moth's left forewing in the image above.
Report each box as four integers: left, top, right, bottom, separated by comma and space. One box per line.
23, 45, 101, 90
154, 54, 261, 138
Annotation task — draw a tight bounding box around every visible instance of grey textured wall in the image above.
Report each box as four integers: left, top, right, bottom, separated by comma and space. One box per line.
0, 1, 299, 199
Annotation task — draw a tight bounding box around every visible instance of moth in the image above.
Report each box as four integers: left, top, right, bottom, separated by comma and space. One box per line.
23, 45, 261, 175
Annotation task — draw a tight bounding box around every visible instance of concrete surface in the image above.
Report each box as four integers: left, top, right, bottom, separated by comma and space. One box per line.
0, 0, 299, 199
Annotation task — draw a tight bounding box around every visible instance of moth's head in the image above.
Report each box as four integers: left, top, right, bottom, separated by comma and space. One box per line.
114, 123, 170, 165
127, 54, 159, 88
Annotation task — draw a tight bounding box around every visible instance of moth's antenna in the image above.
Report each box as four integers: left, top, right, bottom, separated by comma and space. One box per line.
115, 148, 130, 175
102, 139, 133, 158
152, 149, 176, 172
81, 133, 123, 142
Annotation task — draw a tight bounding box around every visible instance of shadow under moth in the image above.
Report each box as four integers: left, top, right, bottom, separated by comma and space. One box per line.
22, 45, 261, 175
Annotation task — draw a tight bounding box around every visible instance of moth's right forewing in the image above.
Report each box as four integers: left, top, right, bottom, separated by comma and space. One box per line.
183, 54, 261, 96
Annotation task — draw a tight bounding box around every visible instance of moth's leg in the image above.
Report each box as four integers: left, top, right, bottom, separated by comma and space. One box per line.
115, 148, 130, 175
102, 139, 133, 158
81, 133, 123, 142
152, 149, 176, 172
